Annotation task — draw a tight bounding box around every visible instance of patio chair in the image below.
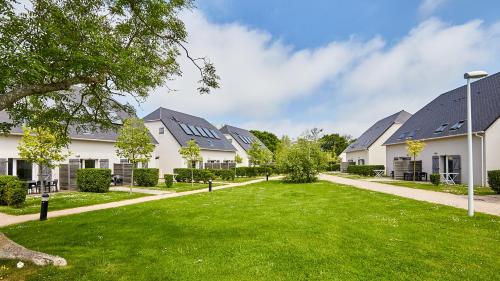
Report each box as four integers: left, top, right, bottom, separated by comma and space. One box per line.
50, 179, 59, 192
113, 175, 123, 186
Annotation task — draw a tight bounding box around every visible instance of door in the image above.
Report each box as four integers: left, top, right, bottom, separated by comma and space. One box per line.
16, 160, 33, 181
450, 155, 461, 184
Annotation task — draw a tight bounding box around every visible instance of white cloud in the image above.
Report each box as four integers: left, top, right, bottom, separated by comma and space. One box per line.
136, 10, 500, 138
418, 0, 448, 17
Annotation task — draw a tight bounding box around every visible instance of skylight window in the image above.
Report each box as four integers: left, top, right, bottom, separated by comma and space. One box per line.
239, 135, 248, 144
188, 125, 201, 136
196, 126, 208, 137
210, 129, 220, 139
397, 132, 408, 140
203, 128, 215, 138
179, 123, 193, 135
406, 130, 419, 140
434, 123, 448, 134
450, 120, 465, 131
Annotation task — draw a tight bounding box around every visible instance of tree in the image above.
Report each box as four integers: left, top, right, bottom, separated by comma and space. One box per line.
249, 130, 281, 155
247, 142, 272, 167
179, 140, 202, 187
17, 126, 69, 193
1, 0, 219, 138
319, 133, 355, 156
234, 154, 243, 172
406, 140, 426, 181
115, 118, 155, 192
277, 138, 329, 183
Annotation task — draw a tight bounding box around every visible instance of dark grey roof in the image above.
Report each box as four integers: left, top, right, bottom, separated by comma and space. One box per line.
0, 111, 158, 144
384, 72, 500, 145
143, 107, 236, 151
345, 110, 412, 152
219, 125, 267, 152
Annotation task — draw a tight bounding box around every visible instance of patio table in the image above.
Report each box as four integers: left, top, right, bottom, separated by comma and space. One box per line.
373, 169, 385, 177
440, 172, 459, 185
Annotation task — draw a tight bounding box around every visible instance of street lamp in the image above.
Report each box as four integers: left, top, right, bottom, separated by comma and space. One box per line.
463, 70, 488, 217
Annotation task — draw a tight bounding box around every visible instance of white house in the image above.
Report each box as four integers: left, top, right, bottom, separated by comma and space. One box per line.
344, 110, 412, 166
143, 107, 237, 176
219, 125, 268, 167
0, 111, 159, 188
384, 72, 500, 186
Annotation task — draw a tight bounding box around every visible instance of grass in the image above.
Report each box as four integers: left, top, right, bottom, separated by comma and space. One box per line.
326, 172, 373, 179
1, 180, 499, 280
134, 182, 226, 193
375, 180, 497, 195
0, 192, 148, 215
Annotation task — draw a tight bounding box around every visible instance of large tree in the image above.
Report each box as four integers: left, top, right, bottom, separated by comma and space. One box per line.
247, 141, 272, 167
0, 0, 219, 136
319, 133, 355, 156
249, 130, 280, 155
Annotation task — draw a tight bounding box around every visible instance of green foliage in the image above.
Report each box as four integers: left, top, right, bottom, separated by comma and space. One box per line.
430, 174, 441, 186
134, 168, 159, 187
77, 169, 111, 193
247, 141, 273, 166
17, 126, 69, 169
206, 169, 236, 181
0, 175, 26, 206
327, 163, 341, 172
179, 140, 202, 167
0, 0, 219, 137
6, 180, 26, 207
115, 118, 155, 165
249, 130, 280, 154
173, 168, 214, 183
277, 138, 330, 183
319, 133, 355, 156
487, 170, 500, 194
164, 174, 174, 188
234, 154, 243, 165
235, 166, 274, 177
347, 165, 385, 176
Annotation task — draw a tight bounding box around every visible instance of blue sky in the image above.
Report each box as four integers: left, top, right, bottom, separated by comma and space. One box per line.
139, 0, 500, 137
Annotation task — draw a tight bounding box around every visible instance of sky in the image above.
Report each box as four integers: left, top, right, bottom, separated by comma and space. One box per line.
14, 0, 500, 138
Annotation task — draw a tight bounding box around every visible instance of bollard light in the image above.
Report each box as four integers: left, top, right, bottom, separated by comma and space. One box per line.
266, 172, 269, 181
208, 179, 212, 192
40, 193, 50, 221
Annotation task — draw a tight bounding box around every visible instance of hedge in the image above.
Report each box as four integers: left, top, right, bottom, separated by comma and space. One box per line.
206, 169, 235, 181
77, 168, 111, 193
487, 170, 500, 194
235, 166, 273, 177
173, 168, 214, 183
134, 168, 159, 187
346, 165, 385, 176
0, 175, 26, 207
326, 163, 341, 172
430, 173, 440, 186
164, 174, 174, 188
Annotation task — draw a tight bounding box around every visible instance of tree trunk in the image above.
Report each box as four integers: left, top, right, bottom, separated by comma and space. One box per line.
191, 166, 194, 188
130, 167, 134, 194
38, 164, 45, 194
413, 154, 416, 182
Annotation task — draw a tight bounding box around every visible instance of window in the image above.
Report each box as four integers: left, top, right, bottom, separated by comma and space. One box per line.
406, 129, 419, 140
434, 123, 448, 134
84, 159, 96, 169
357, 159, 365, 165
239, 135, 248, 144
159, 127, 164, 134
179, 123, 193, 135
196, 126, 208, 137
210, 129, 220, 139
203, 128, 215, 138
397, 132, 408, 140
450, 120, 465, 131
188, 125, 201, 136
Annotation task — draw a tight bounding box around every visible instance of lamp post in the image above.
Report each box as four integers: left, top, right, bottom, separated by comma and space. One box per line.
463, 70, 488, 217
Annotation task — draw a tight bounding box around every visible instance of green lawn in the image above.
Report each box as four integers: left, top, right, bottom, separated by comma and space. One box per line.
0, 192, 148, 215
135, 182, 226, 193
375, 180, 497, 195
1, 180, 499, 280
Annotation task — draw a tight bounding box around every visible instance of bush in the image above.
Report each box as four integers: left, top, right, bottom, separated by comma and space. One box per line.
77, 168, 111, 193
430, 173, 440, 186
235, 166, 274, 177
346, 165, 385, 176
173, 168, 214, 183
327, 163, 341, 172
164, 174, 174, 188
134, 168, 159, 187
206, 169, 235, 181
487, 170, 500, 194
6, 180, 26, 207
0, 175, 20, 205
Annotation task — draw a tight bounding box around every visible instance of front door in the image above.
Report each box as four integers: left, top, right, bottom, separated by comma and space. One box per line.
16, 160, 33, 181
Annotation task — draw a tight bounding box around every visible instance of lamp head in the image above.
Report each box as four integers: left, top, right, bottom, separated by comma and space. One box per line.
464, 71, 488, 79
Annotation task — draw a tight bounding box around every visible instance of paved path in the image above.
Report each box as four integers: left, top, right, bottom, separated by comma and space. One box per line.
0, 177, 279, 227
320, 174, 500, 216
109, 186, 173, 195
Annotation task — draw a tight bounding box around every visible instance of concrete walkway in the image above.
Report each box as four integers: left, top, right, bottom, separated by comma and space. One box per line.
320, 174, 500, 216
0, 177, 279, 227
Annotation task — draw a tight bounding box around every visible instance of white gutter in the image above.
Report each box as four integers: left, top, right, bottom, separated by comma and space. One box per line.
474, 132, 485, 186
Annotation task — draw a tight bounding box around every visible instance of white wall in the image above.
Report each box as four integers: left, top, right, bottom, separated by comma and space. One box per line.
346, 150, 369, 164
224, 134, 249, 166
368, 123, 402, 166
485, 118, 500, 179
386, 135, 483, 185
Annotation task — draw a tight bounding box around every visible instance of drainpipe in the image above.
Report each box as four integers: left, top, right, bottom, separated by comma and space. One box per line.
474, 133, 485, 187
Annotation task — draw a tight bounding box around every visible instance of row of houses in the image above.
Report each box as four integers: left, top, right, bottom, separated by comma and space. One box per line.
0, 106, 267, 186
343, 71, 500, 186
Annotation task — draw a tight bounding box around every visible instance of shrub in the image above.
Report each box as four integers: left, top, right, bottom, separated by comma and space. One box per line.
327, 163, 341, 172
6, 180, 26, 207
206, 169, 235, 181
346, 165, 385, 176
164, 174, 174, 188
487, 170, 500, 194
235, 166, 274, 177
77, 168, 111, 193
277, 139, 329, 183
430, 173, 440, 186
0, 175, 20, 206
173, 168, 214, 183
134, 168, 159, 187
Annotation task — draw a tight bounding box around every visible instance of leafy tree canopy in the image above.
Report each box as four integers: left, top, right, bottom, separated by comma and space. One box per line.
319, 133, 355, 156
249, 130, 280, 154
17, 125, 69, 168
115, 118, 155, 165
247, 141, 272, 167
0, 0, 219, 136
